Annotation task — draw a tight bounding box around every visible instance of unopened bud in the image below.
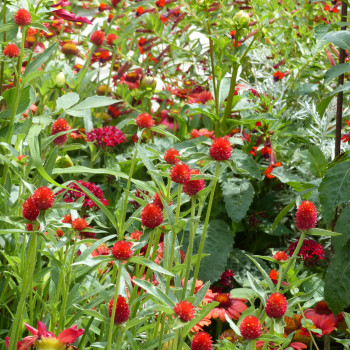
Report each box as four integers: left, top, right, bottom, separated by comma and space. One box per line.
56, 155, 74, 168
233, 11, 250, 30
140, 75, 157, 91
55, 72, 66, 87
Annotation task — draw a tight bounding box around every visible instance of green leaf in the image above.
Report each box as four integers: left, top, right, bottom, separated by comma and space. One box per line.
272, 201, 295, 230
76, 235, 117, 262
150, 126, 179, 141
52, 166, 128, 180
231, 149, 261, 179
23, 43, 58, 78
304, 146, 327, 177
230, 288, 257, 303
246, 255, 275, 292
0, 23, 18, 33
271, 167, 304, 183
319, 161, 350, 225
71, 96, 117, 110
132, 279, 176, 308
316, 96, 334, 117
221, 178, 254, 223
129, 257, 174, 276
307, 228, 342, 237
323, 31, 350, 51
56, 92, 80, 111
324, 63, 350, 84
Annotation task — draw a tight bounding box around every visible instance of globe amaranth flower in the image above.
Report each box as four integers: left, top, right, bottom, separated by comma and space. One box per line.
108, 295, 130, 324
170, 162, 191, 184
22, 197, 40, 221
141, 203, 163, 228
52, 119, 71, 146
287, 239, 325, 266
273, 251, 288, 262
136, 113, 155, 128
265, 293, 288, 318
86, 126, 126, 149
239, 315, 262, 340
57, 180, 109, 210
72, 218, 88, 231
5, 321, 84, 350
206, 293, 247, 322
174, 301, 195, 322
295, 201, 317, 231
3, 43, 19, 58
164, 148, 180, 164
209, 138, 232, 161
90, 30, 104, 46
191, 332, 212, 350
111, 240, 133, 260
183, 169, 205, 196
14, 8, 31, 26
32, 187, 55, 210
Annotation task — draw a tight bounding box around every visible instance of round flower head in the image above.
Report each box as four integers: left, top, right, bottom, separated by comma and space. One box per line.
239, 315, 262, 340
3, 44, 19, 58
141, 203, 163, 228
52, 119, 71, 146
152, 191, 172, 210
136, 113, 155, 128
164, 148, 180, 164
86, 126, 126, 149
22, 197, 40, 221
209, 138, 232, 161
32, 187, 54, 210
174, 301, 195, 322
183, 169, 205, 196
273, 251, 288, 262
170, 163, 191, 184
14, 8, 31, 26
72, 218, 88, 231
90, 30, 104, 46
108, 295, 130, 324
106, 33, 117, 46
191, 332, 212, 350
62, 214, 72, 223
295, 201, 317, 231
111, 240, 133, 260
265, 293, 288, 318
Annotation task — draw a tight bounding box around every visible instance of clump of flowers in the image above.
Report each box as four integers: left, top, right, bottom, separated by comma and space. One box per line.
211, 269, 234, 293
287, 239, 325, 265
183, 169, 205, 196
57, 180, 109, 210
22, 197, 40, 221
3, 43, 19, 58
86, 126, 126, 149
170, 163, 191, 184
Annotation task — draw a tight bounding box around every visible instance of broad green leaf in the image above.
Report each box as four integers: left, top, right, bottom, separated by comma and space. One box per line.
231, 149, 260, 179
23, 43, 58, 78
304, 146, 327, 177
230, 288, 257, 303
319, 161, 350, 225
72, 96, 117, 110
323, 31, 350, 51
221, 178, 254, 223
307, 228, 341, 237
324, 63, 350, 84
271, 167, 303, 183
56, 92, 80, 111
316, 96, 334, 117
272, 201, 295, 230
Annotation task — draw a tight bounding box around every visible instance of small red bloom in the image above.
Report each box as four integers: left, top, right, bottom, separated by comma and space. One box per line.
152, 192, 168, 210
295, 201, 317, 231
164, 148, 180, 164
86, 126, 126, 149
22, 197, 40, 221
183, 169, 205, 196
156, 0, 165, 7
56, 228, 64, 237
136, 6, 145, 16
191, 332, 212, 350
273, 71, 284, 82
141, 203, 163, 228
273, 251, 288, 261
3, 43, 19, 58
174, 300, 195, 322
52, 119, 71, 146
170, 163, 191, 184
14, 8, 31, 26
239, 315, 262, 340
72, 218, 88, 231
62, 214, 72, 223
108, 295, 130, 324
130, 230, 143, 240
265, 293, 288, 318
90, 30, 104, 46
209, 138, 232, 161
32, 187, 54, 210
111, 240, 133, 260
136, 113, 155, 128
106, 33, 117, 46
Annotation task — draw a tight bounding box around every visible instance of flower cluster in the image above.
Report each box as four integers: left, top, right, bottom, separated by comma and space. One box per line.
287, 239, 325, 265
86, 126, 126, 149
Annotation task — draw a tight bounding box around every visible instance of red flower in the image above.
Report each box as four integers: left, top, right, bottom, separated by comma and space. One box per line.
22, 197, 40, 221
269, 269, 279, 284
3, 43, 19, 58
239, 315, 262, 340
141, 203, 163, 228
111, 241, 133, 260
191, 332, 212, 350
265, 293, 288, 318
273, 71, 284, 82
86, 126, 126, 149
152, 191, 171, 210
62, 214, 72, 223
156, 0, 166, 7
170, 163, 191, 184
52, 118, 71, 146
72, 218, 88, 231
6, 321, 84, 350
32, 187, 54, 210
295, 201, 317, 231
108, 295, 130, 324
264, 162, 282, 179
188, 91, 213, 105
14, 8, 31, 26
183, 169, 205, 196
90, 30, 105, 46
136, 113, 155, 128
287, 239, 325, 265
174, 301, 195, 322
106, 33, 117, 46
190, 129, 214, 139
52, 8, 92, 24
303, 310, 336, 336
209, 138, 232, 161
130, 230, 143, 240
136, 6, 145, 16
164, 148, 180, 164
273, 251, 288, 261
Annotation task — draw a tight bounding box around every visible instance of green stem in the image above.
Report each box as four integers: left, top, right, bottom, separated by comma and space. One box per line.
75, 47, 96, 90
106, 260, 123, 350
0, 0, 7, 98
297, 302, 320, 350
106, 50, 117, 96
182, 197, 196, 298
248, 340, 256, 350
191, 162, 220, 295
276, 231, 306, 291
8, 233, 37, 350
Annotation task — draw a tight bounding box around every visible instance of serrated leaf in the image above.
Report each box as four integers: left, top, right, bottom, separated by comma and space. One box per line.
231, 149, 260, 179
221, 178, 254, 223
